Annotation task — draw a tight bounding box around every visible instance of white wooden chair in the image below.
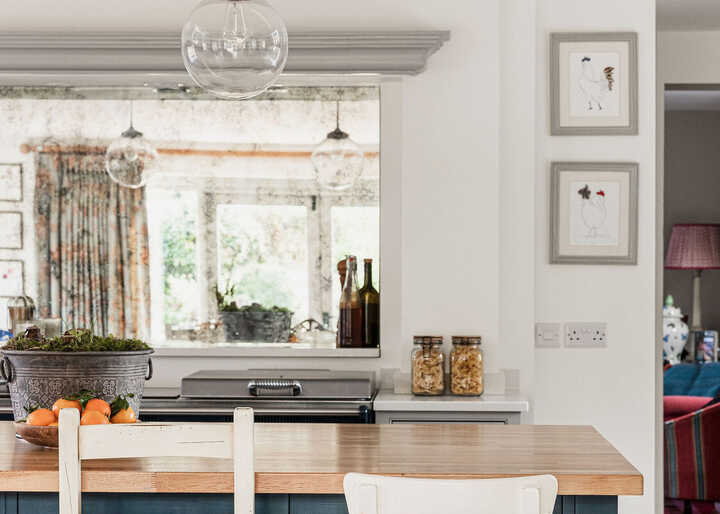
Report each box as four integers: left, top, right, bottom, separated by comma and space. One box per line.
58, 407, 254, 514
344, 473, 558, 514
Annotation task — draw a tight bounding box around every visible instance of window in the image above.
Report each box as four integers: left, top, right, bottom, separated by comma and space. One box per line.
217, 204, 309, 320
147, 190, 200, 340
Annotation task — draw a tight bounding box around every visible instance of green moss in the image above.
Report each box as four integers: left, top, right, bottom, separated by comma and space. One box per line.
1, 328, 151, 352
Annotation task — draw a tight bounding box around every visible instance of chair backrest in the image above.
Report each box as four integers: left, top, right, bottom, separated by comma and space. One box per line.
343, 473, 558, 514
58, 407, 254, 514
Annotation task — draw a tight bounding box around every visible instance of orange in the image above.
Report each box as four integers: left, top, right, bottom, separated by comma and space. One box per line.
81, 410, 111, 425
51, 399, 82, 419
27, 408, 56, 426
84, 398, 111, 418
110, 407, 137, 424
48, 421, 58, 427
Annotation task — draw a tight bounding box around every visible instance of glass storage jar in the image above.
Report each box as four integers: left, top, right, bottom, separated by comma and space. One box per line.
450, 336, 483, 396
411, 336, 445, 395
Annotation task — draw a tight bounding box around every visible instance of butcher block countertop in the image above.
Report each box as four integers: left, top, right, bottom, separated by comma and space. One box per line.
0, 422, 642, 496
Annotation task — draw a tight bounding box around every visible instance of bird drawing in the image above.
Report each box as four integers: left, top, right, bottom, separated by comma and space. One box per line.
578, 56, 615, 111
578, 185, 607, 239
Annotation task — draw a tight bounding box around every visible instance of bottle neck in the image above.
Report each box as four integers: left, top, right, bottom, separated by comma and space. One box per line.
344, 258, 358, 292
362, 261, 373, 289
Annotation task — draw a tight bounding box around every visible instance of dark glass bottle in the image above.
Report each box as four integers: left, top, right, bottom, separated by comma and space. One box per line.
359, 259, 380, 348
338, 256, 362, 348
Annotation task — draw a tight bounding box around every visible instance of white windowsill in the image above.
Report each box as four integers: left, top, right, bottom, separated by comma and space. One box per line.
151, 340, 381, 358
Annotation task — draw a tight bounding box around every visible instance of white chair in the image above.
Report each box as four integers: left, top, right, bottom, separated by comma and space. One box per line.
344, 473, 558, 514
58, 407, 254, 514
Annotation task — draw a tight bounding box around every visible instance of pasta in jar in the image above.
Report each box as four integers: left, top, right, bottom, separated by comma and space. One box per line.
450, 336, 483, 396
411, 336, 445, 395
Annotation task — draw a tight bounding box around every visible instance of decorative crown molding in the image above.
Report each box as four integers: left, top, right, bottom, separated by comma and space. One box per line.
0, 31, 450, 86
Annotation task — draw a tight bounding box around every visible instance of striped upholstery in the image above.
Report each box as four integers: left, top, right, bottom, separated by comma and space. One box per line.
665, 401, 720, 500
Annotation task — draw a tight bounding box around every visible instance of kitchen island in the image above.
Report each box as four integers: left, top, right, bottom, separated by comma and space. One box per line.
0, 422, 642, 514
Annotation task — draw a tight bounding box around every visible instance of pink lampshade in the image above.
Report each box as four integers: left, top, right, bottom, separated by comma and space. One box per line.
665, 224, 720, 270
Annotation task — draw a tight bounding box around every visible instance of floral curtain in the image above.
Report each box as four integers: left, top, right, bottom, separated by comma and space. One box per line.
34, 149, 150, 339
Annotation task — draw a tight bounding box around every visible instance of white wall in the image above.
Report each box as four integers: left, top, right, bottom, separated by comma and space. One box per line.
0, 2, 658, 512
534, 2, 657, 514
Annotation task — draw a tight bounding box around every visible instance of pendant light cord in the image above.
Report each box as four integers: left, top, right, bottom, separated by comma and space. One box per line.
129, 100, 134, 129
335, 99, 340, 131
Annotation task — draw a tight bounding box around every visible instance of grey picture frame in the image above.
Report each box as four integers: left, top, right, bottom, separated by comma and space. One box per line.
0, 259, 24, 298
0, 163, 23, 202
550, 162, 638, 265
550, 32, 638, 136
0, 211, 23, 250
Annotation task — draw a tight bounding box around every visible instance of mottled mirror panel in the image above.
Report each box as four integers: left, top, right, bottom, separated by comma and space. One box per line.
0, 86, 380, 349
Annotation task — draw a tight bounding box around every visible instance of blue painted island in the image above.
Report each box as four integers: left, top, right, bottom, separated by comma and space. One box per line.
0, 423, 642, 514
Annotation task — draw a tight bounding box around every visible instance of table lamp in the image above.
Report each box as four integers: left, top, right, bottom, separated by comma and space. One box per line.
665, 223, 720, 331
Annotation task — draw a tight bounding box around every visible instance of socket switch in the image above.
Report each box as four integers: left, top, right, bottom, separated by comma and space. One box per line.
535, 323, 561, 348
565, 323, 607, 348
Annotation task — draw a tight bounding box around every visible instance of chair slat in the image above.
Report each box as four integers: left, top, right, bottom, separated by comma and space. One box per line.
79, 423, 233, 460
343, 474, 558, 514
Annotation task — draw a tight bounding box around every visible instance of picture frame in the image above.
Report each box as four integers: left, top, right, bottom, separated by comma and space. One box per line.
550, 162, 638, 265
0, 164, 23, 202
550, 32, 638, 135
0, 260, 24, 297
0, 211, 23, 250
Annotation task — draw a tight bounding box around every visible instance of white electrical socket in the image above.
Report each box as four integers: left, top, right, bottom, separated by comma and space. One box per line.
535, 323, 561, 348
565, 323, 607, 348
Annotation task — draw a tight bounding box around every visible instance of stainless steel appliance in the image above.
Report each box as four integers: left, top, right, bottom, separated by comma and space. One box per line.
140, 370, 376, 423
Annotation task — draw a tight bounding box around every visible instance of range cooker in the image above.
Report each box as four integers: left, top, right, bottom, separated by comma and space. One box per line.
0, 370, 376, 424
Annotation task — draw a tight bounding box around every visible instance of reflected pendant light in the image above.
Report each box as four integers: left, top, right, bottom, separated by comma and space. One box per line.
181, 0, 289, 100
105, 102, 158, 189
311, 101, 365, 191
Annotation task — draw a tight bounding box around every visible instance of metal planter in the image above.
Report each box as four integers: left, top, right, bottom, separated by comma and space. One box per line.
0, 350, 153, 420
220, 310, 292, 343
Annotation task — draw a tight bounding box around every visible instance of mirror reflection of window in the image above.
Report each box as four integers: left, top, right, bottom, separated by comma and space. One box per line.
0, 86, 381, 348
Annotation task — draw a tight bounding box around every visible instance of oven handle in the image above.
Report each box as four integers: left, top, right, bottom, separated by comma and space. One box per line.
248, 379, 303, 397
139, 407, 365, 416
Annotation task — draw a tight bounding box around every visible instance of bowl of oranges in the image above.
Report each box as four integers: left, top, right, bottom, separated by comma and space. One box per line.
14, 390, 137, 448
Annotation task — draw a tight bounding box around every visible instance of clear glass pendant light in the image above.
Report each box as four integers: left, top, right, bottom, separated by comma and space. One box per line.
105, 102, 158, 189
311, 101, 365, 191
181, 0, 289, 100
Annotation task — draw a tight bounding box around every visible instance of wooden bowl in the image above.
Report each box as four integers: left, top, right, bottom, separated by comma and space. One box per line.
14, 422, 58, 448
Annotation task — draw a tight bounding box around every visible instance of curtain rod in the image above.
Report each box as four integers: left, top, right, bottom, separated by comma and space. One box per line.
19, 144, 379, 159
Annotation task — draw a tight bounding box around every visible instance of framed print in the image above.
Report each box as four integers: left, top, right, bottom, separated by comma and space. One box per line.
0, 212, 23, 249
0, 164, 22, 202
550, 33, 638, 135
0, 260, 24, 297
550, 162, 638, 265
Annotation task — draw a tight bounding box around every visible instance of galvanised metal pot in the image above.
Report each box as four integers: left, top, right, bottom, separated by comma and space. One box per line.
0, 350, 153, 420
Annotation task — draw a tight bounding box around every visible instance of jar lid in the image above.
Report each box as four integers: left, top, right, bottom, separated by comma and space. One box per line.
413, 335, 443, 345
451, 336, 482, 345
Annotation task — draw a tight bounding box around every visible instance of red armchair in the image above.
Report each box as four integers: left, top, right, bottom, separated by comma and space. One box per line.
665, 400, 720, 512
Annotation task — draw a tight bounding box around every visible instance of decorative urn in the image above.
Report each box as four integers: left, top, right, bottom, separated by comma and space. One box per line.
663, 295, 689, 365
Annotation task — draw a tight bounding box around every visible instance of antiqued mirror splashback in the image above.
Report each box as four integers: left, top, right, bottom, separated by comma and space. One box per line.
0, 86, 380, 350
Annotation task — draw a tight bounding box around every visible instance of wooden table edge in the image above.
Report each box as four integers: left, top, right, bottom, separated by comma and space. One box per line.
0, 470, 644, 496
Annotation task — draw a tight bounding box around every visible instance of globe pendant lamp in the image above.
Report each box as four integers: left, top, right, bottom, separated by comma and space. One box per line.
311, 101, 365, 191
105, 102, 158, 189
182, 0, 289, 100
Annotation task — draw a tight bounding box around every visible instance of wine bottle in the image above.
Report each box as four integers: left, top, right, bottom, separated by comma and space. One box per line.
359, 259, 380, 348
338, 256, 362, 348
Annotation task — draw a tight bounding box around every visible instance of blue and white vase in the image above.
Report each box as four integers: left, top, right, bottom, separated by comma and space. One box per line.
663, 295, 689, 365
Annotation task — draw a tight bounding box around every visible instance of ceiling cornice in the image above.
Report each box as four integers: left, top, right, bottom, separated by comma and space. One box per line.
0, 31, 451, 86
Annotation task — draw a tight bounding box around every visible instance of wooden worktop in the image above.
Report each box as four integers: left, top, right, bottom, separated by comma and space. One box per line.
0, 422, 642, 496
